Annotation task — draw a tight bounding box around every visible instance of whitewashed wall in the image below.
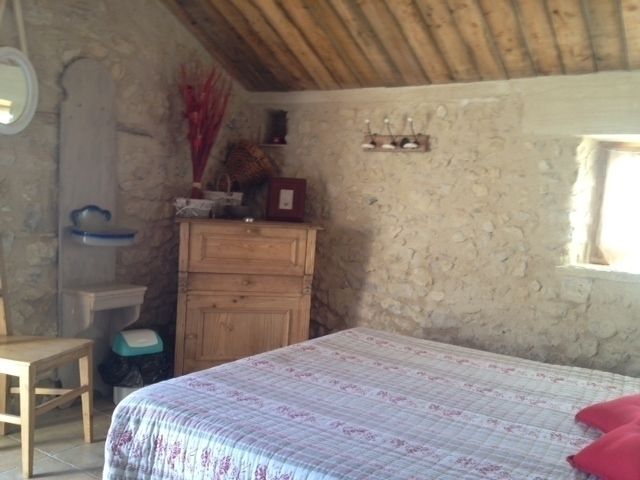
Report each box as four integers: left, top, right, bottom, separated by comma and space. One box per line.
244, 72, 640, 376
0, 0, 246, 335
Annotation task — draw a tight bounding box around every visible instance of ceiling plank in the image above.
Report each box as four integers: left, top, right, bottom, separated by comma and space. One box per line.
414, 0, 480, 81
620, 0, 640, 69
279, 0, 360, 88
478, 0, 534, 78
385, 0, 453, 83
583, 0, 626, 71
161, 0, 264, 90
356, 0, 430, 85
447, 0, 506, 80
208, 0, 298, 90
304, 0, 384, 87
512, 0, 564, 75
328, 0, 403, 86
545, 0, 596, 73
230, 0, 319, 90
252, 0, 339, 89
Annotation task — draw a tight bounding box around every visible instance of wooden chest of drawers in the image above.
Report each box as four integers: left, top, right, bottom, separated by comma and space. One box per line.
174, 219, 319, 375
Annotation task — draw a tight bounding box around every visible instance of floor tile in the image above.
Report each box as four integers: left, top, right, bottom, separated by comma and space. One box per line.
51, 442, 106, 478
0, 399, 112, 478
0, 454, 94, 479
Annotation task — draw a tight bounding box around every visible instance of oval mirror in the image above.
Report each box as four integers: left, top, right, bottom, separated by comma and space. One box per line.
0, 46, 38, 135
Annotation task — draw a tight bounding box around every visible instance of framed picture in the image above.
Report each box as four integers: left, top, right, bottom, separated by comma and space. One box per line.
266, 177, 307, 222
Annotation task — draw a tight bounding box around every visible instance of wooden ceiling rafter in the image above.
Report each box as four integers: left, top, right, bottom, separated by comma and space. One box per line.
162, 0, 265, 90
304, 0, 384, 87
357, 0, 430, 85
207, 0, 296, 90
447, 0, 508, 80
231, 0, 320, 89
415, 0, 480, 82
386, 0, 453, 83
508, 0, 540, 76
578, 0, 600, 72
280, 0, 361, 89
253, 0, 339, 89
328, 0, 404, 86
191, 0, 287, 89
613, 0, 631, 70
545, 0, 595, 74
478, 0, 535, 78
512, 0, 564, 75
620, 0, 640, 69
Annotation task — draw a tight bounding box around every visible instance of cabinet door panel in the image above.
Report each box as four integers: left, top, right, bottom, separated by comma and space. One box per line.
183, 295, 302, 373
188, 224, 307, 275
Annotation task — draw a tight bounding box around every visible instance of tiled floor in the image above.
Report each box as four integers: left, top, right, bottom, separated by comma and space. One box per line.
0, 396, 113, 479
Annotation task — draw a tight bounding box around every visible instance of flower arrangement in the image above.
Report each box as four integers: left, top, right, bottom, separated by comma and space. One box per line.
179, 63, 232, 198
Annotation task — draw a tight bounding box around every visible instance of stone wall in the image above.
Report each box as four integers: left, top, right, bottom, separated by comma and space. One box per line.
0, 0, 246, 335
244, 72, 640, 376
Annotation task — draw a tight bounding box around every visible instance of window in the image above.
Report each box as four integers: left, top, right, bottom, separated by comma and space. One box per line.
577, 139, 640, 273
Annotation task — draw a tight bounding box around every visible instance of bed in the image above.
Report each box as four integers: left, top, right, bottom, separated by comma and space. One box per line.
103, 327, 640, 479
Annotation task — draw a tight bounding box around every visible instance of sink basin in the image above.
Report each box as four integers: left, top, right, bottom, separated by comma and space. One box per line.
69, 205, 137, 247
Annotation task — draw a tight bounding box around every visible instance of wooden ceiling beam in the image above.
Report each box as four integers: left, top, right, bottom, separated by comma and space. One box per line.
478, 0, 535, 78
620, 0, 640, 69
356, 0, 430, 85
208, 0, 297, 90
161, 0, 264, 90
230, 0, 319, 90
328, 0, 403, 86
188, 0, 290, 89
446, 0, 506, 80
385, 0, 453, 84
511, 0, 564, 75
582, 0, 626, 71
252, 0, 339, 89
279, 0, 361, 88
545, 0, 596, 74
414, 0, 480, 82
304, 0, 384, 87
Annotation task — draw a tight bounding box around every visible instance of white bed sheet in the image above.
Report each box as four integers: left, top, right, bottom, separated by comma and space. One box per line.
104, 327, 640, 479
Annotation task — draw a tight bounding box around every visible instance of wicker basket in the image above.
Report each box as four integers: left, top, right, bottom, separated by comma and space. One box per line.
223, 141, 278, 189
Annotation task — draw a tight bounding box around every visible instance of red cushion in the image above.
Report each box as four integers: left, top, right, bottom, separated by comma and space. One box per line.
576, 394, 640, 432
568, 422, 640, 480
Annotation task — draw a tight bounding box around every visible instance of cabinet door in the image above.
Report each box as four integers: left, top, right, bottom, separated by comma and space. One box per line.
182, 294, 308, 374
188, 223, 308, 275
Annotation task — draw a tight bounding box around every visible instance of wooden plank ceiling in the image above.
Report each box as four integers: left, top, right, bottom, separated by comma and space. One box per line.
164, 0, 640, 91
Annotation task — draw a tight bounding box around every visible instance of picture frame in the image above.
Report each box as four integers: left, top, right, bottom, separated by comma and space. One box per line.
266, 177, 307, 222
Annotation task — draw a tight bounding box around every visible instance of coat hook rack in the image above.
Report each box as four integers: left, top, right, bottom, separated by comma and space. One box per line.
361, 117, 430, 153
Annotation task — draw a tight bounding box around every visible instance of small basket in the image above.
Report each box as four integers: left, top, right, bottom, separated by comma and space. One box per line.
203, 173, 243, 206
174, 198, 216, 218
224, 141, 278, 189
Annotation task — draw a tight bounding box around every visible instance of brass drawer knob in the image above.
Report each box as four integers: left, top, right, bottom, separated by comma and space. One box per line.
186, 333, 197, 340
241, 279, 250, 286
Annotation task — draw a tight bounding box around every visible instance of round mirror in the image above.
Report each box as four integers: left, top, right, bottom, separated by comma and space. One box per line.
0, 47, 38, 135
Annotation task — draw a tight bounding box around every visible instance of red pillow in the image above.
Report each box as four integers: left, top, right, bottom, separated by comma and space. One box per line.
568, 422, 640, 480
576, 394, 640, 432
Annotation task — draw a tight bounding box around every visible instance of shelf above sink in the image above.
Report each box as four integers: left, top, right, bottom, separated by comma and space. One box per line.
69, 205, 137, 247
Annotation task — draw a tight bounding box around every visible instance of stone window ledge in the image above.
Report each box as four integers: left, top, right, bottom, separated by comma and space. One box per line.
557, 264, 640, 284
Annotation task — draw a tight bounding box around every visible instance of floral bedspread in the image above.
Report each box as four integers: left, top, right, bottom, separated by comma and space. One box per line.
104, 328, 640, 479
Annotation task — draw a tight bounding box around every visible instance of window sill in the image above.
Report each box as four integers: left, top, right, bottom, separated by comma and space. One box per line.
557, 264, 640, 283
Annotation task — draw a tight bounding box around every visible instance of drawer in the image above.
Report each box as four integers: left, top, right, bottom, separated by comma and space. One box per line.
188, 223, 308, 275
188, 273, 306, 295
